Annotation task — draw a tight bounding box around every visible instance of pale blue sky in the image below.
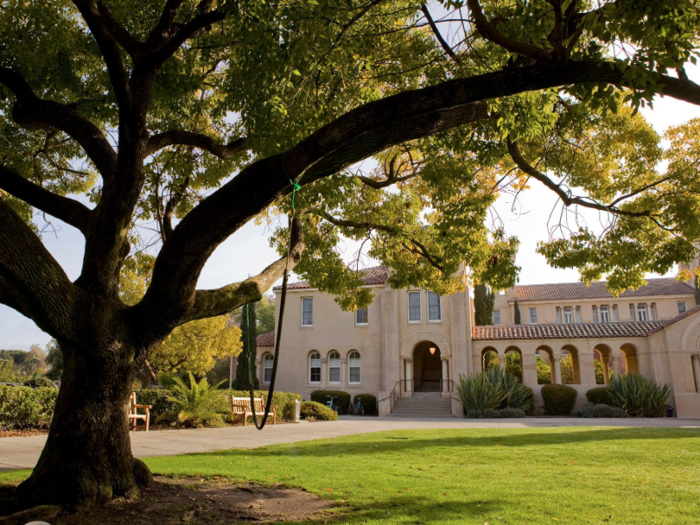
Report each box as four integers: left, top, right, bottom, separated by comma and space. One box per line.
3, 61, 700, 351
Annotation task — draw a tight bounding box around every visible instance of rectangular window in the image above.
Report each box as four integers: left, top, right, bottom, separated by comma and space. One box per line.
576, 306, 582, 323
637, 304, 648, 321
529, 307, 537, 324
556, 307, 561, 324
428, 292, 442, 321
348, 352, 361, 384
678, 302, 687, 315
650, 303, 657, 321
301, 297, 313, 326
356, 307, 368, 325
629, 304, 636, 321
563, 307, 573, 324
309, 353, 321, 383
600, 306, 610, 323
329, 353, 341, 383
612, 305, 618, 322
408, 292, 421, 322
493, 310, 501, 325
592, 305, 598, 323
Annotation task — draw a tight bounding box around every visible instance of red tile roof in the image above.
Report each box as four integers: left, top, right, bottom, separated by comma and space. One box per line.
256, 331, 276, 347
472, 321, 665, 341
513, 278, 693, 303
273, 265, 389, 291
646, 304, 700, 335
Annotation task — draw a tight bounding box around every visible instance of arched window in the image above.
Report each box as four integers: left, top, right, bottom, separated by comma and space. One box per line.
263, 354, 274, 384
328, 351, 341, 383
309, 351, 321, 383
348, 351, 361, 384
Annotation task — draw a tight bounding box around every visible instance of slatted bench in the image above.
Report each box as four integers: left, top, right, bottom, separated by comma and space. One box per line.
128, 391, 152, 431
230, 396, 276, 426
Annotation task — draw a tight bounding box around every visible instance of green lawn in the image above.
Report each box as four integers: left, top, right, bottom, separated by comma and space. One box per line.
2, 427, 700, 524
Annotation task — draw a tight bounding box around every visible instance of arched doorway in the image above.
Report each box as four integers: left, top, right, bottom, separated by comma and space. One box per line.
413, 341, 442, 392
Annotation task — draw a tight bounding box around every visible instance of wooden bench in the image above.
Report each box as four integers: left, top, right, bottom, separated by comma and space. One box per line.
230, 396, 276, 426
128, 392, 152, 431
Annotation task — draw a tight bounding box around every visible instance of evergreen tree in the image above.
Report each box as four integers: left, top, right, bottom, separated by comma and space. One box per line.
514, 299, 521, 325
232, 302, 259, 390
474, 284, 495, 326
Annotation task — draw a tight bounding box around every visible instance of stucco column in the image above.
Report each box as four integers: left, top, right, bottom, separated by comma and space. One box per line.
320, 356, 327, 386
691, 354, 700, 393
441, 357, 449, 392
497, 349, 506, 371
552, 354, 562, 385
404, 359, 413, 395
610, 350, 622, 376
578, 346, 597, 385
521, 351, 538, 386
340, 356, 347, 387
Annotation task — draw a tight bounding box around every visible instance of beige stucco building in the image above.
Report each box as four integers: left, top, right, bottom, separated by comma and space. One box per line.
256, 267, 700, 418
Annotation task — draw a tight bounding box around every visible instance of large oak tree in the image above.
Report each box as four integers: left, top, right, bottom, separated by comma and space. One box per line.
2, 0, 700, 510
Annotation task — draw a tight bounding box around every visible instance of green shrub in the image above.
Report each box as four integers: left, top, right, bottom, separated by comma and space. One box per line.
166, 373, 227, 428
0, 386, 58, 429
353, 394, 377, 415
310, 390, 351, 414
226, 390, 301, 421
457, 368, 534, 413
607, 373, 670, 417
541, 384, 578, 415
578, 403, 626, 418
300, 401, 338, 421
134, 389, 179, 422
466, 408, 525, 419
24, 376, 54, 389
586, 387, 611, 406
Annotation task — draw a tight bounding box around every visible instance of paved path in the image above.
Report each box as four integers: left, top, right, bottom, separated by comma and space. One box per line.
2, 416, 699, 471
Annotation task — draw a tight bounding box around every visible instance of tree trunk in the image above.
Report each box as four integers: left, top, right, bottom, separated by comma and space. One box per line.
13, 341, 152, 510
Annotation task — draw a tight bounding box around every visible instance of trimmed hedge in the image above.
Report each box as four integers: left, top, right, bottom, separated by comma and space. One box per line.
353, 394, 377, 415
577, 403, 626, 418
586, 387, 611, 406
466, 408, 525, 419
0, 386, 58, 429
133, 389, 180, 422
300, 401, 338, 421
541, 384, 578, 415
310, 390, 351, 414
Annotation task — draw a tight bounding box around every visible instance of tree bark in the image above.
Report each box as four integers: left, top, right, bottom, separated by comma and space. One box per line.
13, 340, 152, 510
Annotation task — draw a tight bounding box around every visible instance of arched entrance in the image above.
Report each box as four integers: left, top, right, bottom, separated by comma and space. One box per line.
413, 341, 442, 392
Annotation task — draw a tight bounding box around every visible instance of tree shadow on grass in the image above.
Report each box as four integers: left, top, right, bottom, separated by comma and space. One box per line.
212, 427, 700, 459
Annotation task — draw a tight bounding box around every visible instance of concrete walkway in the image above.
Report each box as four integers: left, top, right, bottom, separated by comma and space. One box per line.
2, 416, 699, 471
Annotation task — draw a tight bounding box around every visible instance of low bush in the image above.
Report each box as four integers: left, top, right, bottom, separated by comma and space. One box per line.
300, 401, 338, 421
466, 407, 525, 419
541, 384, 578, 415
577, 403, 626, 418
586, 387, 611, 406
24, 376, 54, 389
227, 390, 302, 421
353, 394, 377, 415
0, 386, 58, 429
310, 390, 351, 414
166, 373, 227, 428
134, 388, 179, 422
457, 368, 534, 413
607, 373, 670, 417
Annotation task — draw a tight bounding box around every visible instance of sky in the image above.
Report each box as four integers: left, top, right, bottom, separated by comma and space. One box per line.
3, 51, 700, 352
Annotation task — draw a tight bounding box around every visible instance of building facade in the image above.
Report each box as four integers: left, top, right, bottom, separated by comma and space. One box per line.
256, 267, 700, 418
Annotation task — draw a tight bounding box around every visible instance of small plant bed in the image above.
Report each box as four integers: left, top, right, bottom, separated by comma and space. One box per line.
0, 477, 338, 524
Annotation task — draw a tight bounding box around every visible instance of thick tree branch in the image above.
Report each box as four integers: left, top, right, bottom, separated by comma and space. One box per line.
466, 0, 551, 60
421, 4, 460, 63
138, 59, 700, 330
145, 0, 187, 48
96, 2, 141, 57
0, 67, 117, 180
180, 218, 305, 324
506, 139, 653, 218
0, 199, 82, 341
0, 165, 93, 233
72, 0, 131, 109
145, 131, 246, 159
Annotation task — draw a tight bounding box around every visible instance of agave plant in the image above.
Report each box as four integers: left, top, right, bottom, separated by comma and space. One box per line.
607, 373, 671, 418
166, 372, 227, 427
457, 367, 534, 413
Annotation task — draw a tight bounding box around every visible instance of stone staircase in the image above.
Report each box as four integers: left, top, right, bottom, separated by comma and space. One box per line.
390, 392, 453, 417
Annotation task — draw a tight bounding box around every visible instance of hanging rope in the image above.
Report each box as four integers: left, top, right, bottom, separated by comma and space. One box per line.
248, 175, 302, 430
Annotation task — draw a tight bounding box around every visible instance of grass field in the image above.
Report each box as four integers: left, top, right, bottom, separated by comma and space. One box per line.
2, 427, 699, 524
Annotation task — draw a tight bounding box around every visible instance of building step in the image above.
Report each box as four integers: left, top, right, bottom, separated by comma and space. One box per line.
390, 394, 454, 417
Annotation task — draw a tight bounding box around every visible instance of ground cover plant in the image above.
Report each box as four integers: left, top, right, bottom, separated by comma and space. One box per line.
458, 367, 534, 415
4, 427, 698, 524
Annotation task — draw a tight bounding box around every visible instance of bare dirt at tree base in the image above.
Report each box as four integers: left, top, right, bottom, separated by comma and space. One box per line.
0, 476, 338, 524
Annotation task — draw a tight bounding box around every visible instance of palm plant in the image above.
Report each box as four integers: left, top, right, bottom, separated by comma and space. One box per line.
166, 372, 227, 427
457, 367, 534, 413
607, 373, 670, 418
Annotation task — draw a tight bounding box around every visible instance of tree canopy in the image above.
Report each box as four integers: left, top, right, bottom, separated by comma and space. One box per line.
3, 0, 700, 510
